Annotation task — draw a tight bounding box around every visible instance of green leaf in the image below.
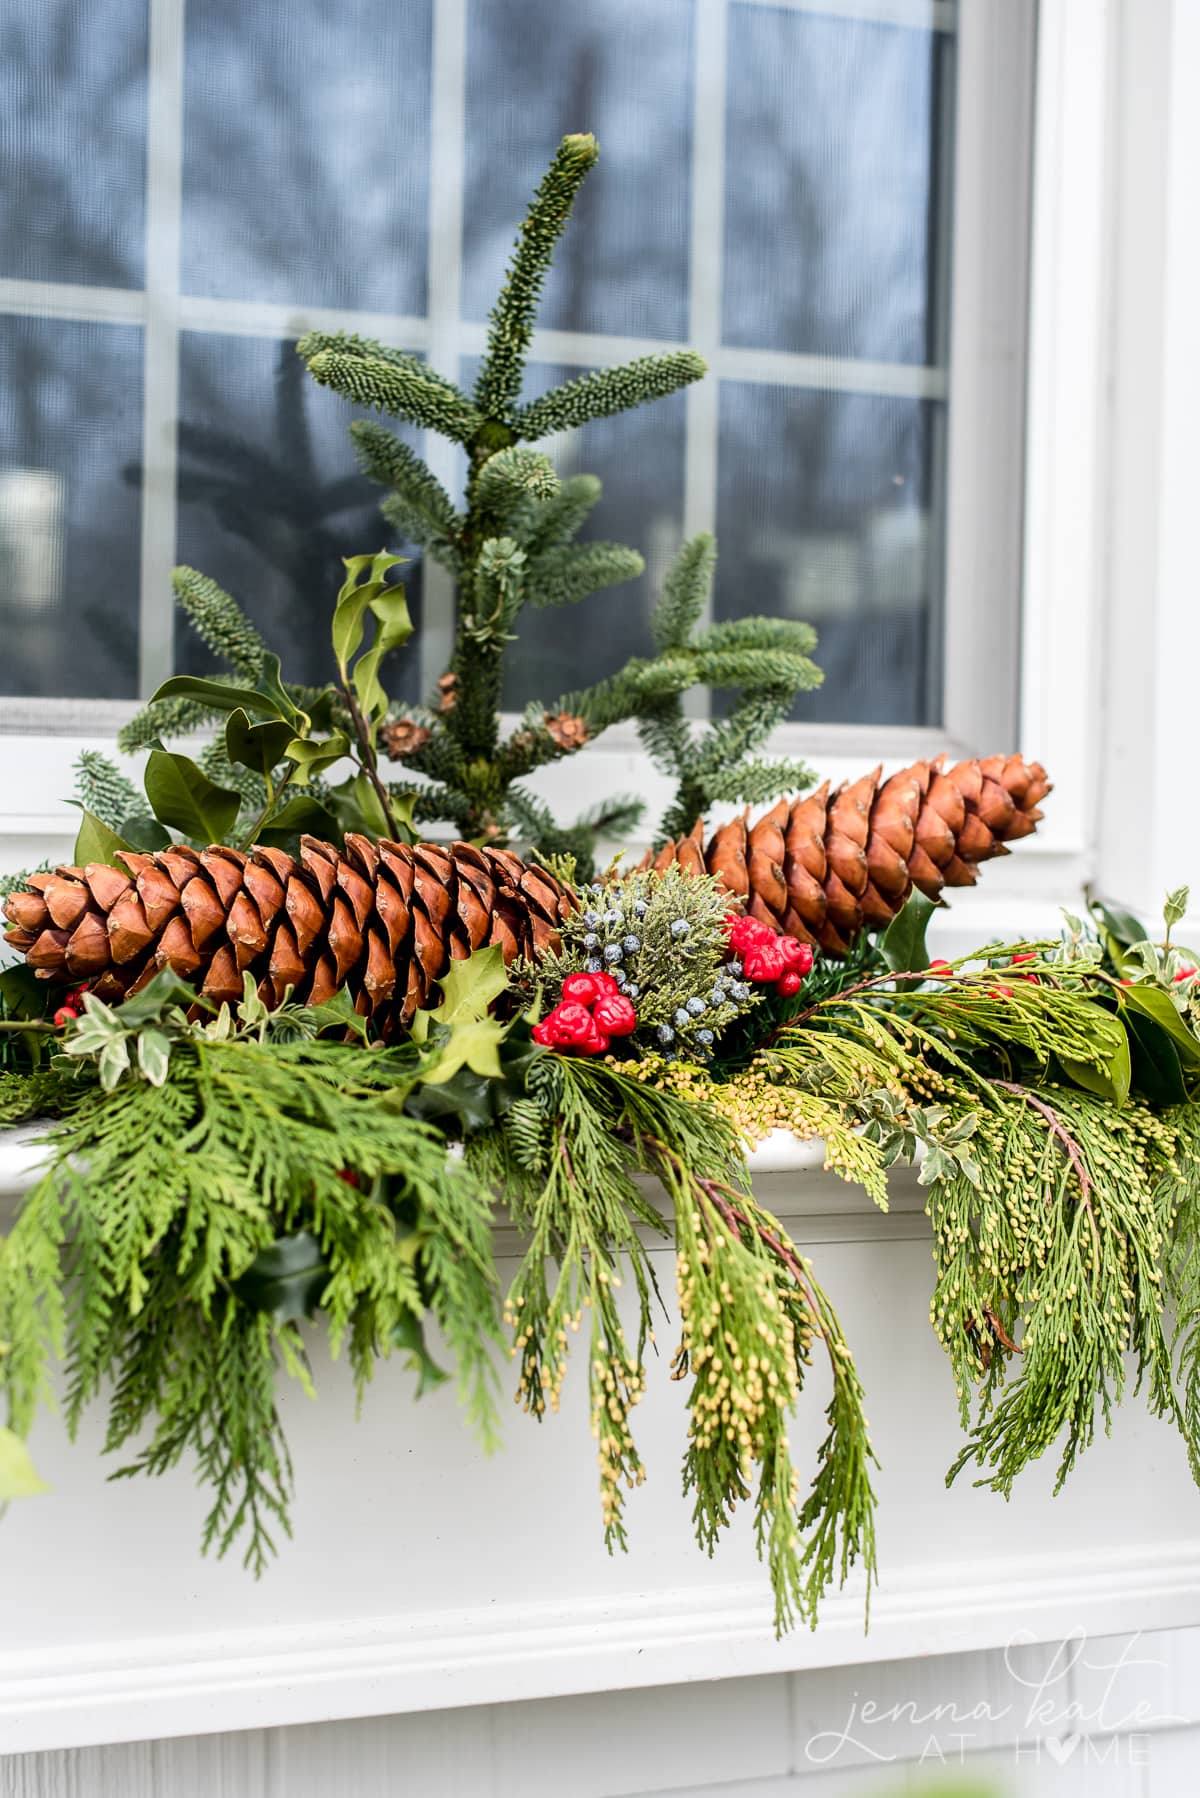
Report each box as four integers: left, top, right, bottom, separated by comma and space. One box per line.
422, 944, 509, 1029
148, 653, 305, 730
304, 987, 371, 1042
331, 552, 404, 677
136, 1028, 173, 1086
284, 730, 352, 785
1165, 886, 1191, 934
236, 1231, 329, 1322
0, 1427, 48, 1500
393, 1311, 450, 1397
144, 750, 241, 845
1124, 1007, 1189, 1105
255, 793, 341, 849
1117, 984, 1200, 1072
420, 1016, 507, 1086
119, 813, 172, 852
225, 709, 296, 778
0, 963, 52, 1019
879, 889, 938, 975
71, 807, 134, 869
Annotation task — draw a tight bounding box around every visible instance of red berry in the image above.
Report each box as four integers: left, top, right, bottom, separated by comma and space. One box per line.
742, 940, 787, 983
589, 972, 621, 998
927, 959, 953, 975
775, 970, 804, 998
532, 1017, 558, 1047
577, 1021, 611, 1056
561, 972, 600, 1005
53, 1006, 79, 1029
989, 985, 1015, 1000
726, 914, 775, 957
778, 938, 814, 975
593, 992, 637, 1036
337, 1168, 361, 1188
1174, 965, 1196, 984
1010, 952, 1037, 964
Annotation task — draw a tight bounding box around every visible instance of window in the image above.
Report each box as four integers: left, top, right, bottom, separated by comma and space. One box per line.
0, 0, 1033, 752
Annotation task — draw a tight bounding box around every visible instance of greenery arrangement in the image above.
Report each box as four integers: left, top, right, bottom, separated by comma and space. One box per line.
2, 137, 1196, 1637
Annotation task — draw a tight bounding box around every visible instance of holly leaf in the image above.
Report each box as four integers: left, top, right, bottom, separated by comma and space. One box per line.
71, 806, 134, 869
284, 731, 352, 785
114, 970, 209, 1028
423, 944, 509, 1030
0, 1427, 48, 1500
304, 987, 371, 1042
331, 551, 405, 676
143, 749, 240, 844
420, 1016, 507, 1086
880, 889, 938, 975
353, 582, 414, 722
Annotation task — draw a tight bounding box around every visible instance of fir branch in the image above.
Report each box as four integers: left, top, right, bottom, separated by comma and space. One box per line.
306, 350, 481, 443
472, 446, 560, 524
171, 566, 267, 681
295, 330, 465, 396
351, 420, 463, 562
652, 533, 715, 653
72, 752, 142, 833
526, 541, 644, 608
514, 351, 707, 440
520, 474, 603, 558
474, 133, 600, 425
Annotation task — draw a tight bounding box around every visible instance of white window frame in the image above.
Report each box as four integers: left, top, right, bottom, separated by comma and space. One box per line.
1, 0, 1101, 955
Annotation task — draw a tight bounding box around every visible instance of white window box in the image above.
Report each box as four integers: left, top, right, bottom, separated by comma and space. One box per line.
1, 1121, 1197, 1755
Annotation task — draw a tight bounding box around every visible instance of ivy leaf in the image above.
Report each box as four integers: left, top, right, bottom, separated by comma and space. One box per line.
225, 708, 296, 778
144, 749, 240, 845
879, 889, 938, 975
0, 1427, 48, 1500
71, 806, 134, 869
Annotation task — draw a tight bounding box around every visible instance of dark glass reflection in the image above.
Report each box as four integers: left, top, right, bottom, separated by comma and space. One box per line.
715, 381, 941, 726
0, 2, 148, 287
181, 0, 433, 312
0, 316, 142, 698
458, 358, 686, 709
174, 332, 423, 700
723, 7, 948, 364
463, 0, 694, 342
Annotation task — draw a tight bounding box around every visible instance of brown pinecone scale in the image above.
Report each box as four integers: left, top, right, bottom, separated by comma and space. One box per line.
646, 754, 1051, 955
3, 835, 572, 1035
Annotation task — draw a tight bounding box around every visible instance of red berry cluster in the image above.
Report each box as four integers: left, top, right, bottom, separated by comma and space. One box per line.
724, 915, 814, 999
533, 972, 637, 1056
52, 984, 91, 1029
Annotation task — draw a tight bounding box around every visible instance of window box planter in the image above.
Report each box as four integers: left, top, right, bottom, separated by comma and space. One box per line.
1, 1122, 1196, 1756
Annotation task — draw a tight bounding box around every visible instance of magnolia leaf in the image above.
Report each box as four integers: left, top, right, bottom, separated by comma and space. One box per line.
1119, 984, 1200, 1071
0, 963, 51, 1019
880, 889, 938, 975
225, 708, 296, 777
144, 749, 241, 845
1124, 1007, 1190, 1106
119, 813, 172, 851
1058, 1028, 1132, 1105
237, 1231, 329, 1321
0, 1427, 48, 1500
136, 1028, 173, 1087
256, 793, 341, 848
393, 1311, 450, 1397
71, 807, 134, 869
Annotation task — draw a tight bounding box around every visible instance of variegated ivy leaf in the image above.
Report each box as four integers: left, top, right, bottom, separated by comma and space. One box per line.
136, 1029, 172, 1087
1164, 886, 1190, 933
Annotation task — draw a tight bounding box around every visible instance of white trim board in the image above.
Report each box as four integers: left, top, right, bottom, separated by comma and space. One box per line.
1, 1541, 1197, 1755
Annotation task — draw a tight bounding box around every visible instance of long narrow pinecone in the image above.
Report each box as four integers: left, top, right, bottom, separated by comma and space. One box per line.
3, 835, 572, 1035
646, 754, 1051, 955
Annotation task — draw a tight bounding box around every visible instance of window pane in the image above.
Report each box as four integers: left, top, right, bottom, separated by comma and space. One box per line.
454, 359, 686, 710
175, 332, 424, 702
181, 0, 433, 313
723, 7, 950, 364
0, 316, 143, 699
714, 381, 942, 726
463, 0, 694, 342
0, 1, 148, 288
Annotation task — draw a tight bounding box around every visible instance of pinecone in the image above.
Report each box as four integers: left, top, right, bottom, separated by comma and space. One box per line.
379, 717, 432, 760
3, 835, 572, 1036
435, 672, 458, 713
543, 710, 589, 752
645, 754, 1051, 955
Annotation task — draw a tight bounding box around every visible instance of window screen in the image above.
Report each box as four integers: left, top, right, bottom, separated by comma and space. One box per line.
0, 0, 955, 726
